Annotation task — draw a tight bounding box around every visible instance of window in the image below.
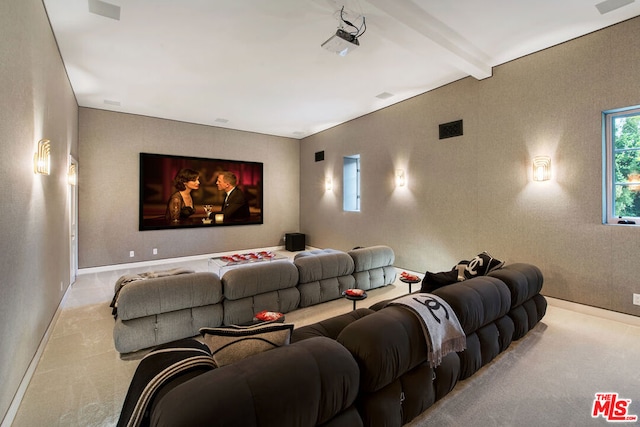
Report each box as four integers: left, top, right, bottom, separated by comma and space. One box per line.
603, 106, 640, 224
343, 155, 360, 212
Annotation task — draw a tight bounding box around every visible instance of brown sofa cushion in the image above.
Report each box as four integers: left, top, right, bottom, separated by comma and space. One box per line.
150, 337, 361, 426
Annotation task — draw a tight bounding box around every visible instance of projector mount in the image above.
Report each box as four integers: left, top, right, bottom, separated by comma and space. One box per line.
321, 6, 366, 56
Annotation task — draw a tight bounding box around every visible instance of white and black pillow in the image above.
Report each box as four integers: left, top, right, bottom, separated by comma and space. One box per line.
200, 322, 293, 367
462, 251, 504, 279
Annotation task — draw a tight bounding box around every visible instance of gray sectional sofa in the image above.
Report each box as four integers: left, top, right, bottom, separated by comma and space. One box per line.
294, 246, 397, 307
294, 248, 356, 307
112, 245, 396, 353
221, 260, 300, 325
349, 245, 396, 290
112, 271, 223, 354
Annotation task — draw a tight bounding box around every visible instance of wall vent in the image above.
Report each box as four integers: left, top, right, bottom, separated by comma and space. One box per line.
439, 120, 463, 139
315, 151, 325, 162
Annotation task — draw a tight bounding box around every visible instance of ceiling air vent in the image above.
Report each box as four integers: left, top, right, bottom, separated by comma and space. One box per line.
439, 120, 463, 140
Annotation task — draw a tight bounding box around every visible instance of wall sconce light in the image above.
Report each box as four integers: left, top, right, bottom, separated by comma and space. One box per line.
68, 163, 77, 186
325, 177, 333, 192
532, 156, 551, 181
34, 139, 51, 175
395, 169, 406, 187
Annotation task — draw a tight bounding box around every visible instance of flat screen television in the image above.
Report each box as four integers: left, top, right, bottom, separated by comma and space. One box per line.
139, 152, 263, 231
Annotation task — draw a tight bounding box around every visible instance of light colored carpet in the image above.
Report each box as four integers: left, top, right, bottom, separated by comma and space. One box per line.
10, 248, 640, 427
408, 301, 640, 426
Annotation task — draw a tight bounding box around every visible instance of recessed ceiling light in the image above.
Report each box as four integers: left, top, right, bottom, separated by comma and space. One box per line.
88, 0, 121, 21
375, 92, 394, 100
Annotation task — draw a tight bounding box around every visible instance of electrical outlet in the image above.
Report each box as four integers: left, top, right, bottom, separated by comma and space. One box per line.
153, 248, 158, 255
633, 293, 640, 306
129, 251, 135, 258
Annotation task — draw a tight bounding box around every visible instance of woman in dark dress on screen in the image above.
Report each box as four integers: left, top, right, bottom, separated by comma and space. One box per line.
165, 168, 200, 222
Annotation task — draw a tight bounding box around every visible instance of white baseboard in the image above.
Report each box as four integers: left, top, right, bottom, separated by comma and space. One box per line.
546, 296, 640, 327
78, 246, 287, 275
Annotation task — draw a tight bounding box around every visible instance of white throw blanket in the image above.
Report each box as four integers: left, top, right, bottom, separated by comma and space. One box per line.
387, 293, 466, 367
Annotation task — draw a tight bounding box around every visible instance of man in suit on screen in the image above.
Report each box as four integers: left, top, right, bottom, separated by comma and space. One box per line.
215, 171, 250, 222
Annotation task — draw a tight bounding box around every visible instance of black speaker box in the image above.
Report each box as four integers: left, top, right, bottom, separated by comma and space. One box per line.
285, 233, 305, 251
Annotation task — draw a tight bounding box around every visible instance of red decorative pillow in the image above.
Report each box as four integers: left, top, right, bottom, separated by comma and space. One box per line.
400, 271, 420, 281
254, 310, 284, 322
345, 288, 365, 297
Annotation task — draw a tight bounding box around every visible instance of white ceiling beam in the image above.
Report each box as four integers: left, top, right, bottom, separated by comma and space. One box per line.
366, 0, 493, 80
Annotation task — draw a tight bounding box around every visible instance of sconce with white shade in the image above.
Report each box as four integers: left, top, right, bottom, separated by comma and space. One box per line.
34, 139, 51, 175
325, 177, 333, 192
395, 169, 406, 187
532, 156, 551, 181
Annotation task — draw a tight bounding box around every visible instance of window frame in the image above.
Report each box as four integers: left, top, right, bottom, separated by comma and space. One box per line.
603, 105, 640, 225
343, 155, 360, 212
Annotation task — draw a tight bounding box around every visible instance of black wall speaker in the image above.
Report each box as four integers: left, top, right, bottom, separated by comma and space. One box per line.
315, 151, 325, 162
439, 120, 463, 139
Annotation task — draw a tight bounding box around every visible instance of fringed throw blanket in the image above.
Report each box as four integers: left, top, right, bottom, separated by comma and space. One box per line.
110, 268, 195, 317
387, 293, 466, 367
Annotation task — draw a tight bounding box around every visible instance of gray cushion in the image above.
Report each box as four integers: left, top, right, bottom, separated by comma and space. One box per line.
294, 249, 355, 282
348, 246, 396, 290
297, 276, 356, 307
348, 245, 395, 272
200, 322, 294, 367
222, 261, 299, 300
114, 304, 224, 353
222, 287, 300, 325
294, 249, 357, 307
117, 272, 223, 321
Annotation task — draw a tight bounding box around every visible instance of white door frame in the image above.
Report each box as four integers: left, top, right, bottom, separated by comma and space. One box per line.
69, 155, 78, 284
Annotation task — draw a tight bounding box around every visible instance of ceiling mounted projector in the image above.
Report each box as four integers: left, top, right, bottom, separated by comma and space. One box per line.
321, 6, 366, 56
322, 29, 360, 56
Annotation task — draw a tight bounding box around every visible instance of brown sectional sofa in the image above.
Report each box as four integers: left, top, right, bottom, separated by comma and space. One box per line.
148, 337, 362, 427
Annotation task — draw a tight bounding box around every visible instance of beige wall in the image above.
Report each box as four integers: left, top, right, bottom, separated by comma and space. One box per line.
300, 17, 640, 317
0, 0, 78, 421
78, 109, 300, 268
